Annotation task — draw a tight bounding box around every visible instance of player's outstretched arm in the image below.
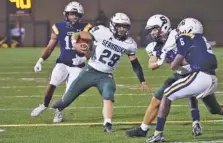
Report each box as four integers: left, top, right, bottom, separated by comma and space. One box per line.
129, 55, 150, 90
34, 32, 57, 72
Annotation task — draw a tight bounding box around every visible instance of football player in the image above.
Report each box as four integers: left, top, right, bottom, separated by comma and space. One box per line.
146, 18, 223, 142
125, 14, 201, 138
31, 1, 92, 123
52, 12, 150, 132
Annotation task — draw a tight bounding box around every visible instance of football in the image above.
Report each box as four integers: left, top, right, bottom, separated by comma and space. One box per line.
75, 31, 92, 52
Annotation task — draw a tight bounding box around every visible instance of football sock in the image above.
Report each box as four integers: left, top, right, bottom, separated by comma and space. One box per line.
104, 118, 112, 125
140, 123, 150, 131
155, 117, 166, 132
191, 109, 200, 122
44, 84, 56, 107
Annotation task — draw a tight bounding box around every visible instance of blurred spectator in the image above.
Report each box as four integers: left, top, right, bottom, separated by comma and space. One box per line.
0, 21, 24, 48
10, 21, 25, 47
94, 10, 108, 27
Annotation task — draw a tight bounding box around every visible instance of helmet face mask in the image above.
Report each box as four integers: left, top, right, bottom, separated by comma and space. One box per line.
145, 14, 171, 42
65, 12, 82, 25
114, 23, 130, 39
64, 1, 84, 27
146, 26, 169, 43
109, 13, 131, 41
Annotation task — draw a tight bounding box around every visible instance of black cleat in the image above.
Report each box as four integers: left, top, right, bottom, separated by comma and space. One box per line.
103, 123, 114, 133
125, 127, 148, 137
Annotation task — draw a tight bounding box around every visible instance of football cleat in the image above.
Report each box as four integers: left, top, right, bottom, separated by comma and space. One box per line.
103, 122, 114, 133
125, 127, 148, 137
146, 133, 165, 142
31, 104, 47, 117
53, 109, 63, 123
192, 123, 202, 137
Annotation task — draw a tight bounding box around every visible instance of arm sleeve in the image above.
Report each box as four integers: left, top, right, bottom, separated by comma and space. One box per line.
131, 58, 145, 83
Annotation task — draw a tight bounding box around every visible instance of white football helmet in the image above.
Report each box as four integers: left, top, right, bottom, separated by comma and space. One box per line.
110, 12, 131, 40
177, 18, 203, 34
63, 1, 84, 18
145, 14, 171, 34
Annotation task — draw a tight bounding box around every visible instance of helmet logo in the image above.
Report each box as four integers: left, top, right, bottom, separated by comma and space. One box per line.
160, 16, 167, 25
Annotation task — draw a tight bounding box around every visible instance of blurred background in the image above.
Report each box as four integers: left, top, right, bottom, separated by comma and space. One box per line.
0, 0, 222, 48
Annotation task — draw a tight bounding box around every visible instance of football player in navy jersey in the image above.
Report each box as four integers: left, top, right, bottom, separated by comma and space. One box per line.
126, 15, 201, 138
31, 1, 92, 123
146, 18, 223, 142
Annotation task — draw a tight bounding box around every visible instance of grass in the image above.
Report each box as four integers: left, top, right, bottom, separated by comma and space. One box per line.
0, 48, 223, 143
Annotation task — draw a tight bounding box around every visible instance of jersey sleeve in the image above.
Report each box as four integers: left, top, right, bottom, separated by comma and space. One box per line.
82, 23, 92, 32
89, 25, 108, 41
127, 38, 137, 56
52, 23, 59, 35
145, 42, 157, 57
162, 29, 177, 52
176, 35, 192, 57
72, 23, 92, 41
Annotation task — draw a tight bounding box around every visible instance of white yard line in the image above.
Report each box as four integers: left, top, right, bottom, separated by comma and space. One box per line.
0, 120, 223, 128
1, 93, 150, 98
1, 91, 223, 98
0, 76, 168, 81
0, 104, 209, 111
0, 69, 223, 74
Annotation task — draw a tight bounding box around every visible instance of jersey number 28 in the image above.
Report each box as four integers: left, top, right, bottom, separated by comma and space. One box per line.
99, 49, 120, 67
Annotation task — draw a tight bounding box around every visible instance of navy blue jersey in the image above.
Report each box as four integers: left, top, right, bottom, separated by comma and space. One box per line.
176, 34, 217, 74
52, 21, 92, 67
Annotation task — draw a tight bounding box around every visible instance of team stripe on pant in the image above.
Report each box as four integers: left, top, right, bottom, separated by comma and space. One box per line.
164, 72, 198, 97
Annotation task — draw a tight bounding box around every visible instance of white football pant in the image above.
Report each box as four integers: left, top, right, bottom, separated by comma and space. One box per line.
164, 71, 217, 101
49, 63, 82, 92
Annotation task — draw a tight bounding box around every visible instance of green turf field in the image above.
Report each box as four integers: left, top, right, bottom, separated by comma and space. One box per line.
0, 48, 223, 143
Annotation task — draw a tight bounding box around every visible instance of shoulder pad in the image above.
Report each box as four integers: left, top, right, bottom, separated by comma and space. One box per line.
52, 24, 59, 35
90, 25, 111, 41
162, 29, 177, 52
82, 23, 92, 32
125, 37, 137, 45
180, 33, 195, 39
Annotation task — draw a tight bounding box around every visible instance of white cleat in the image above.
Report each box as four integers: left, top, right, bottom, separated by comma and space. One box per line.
53, 109, 63, 123
31, 104, 47, 117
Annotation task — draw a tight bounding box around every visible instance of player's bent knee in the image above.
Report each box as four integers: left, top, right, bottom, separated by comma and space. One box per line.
154, 86, 166, 100
101, 86, 115, 101
150, 97, 161, 107
102, 93, 115, 101
49, 79, 61, 87
99, 79, 116, 101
